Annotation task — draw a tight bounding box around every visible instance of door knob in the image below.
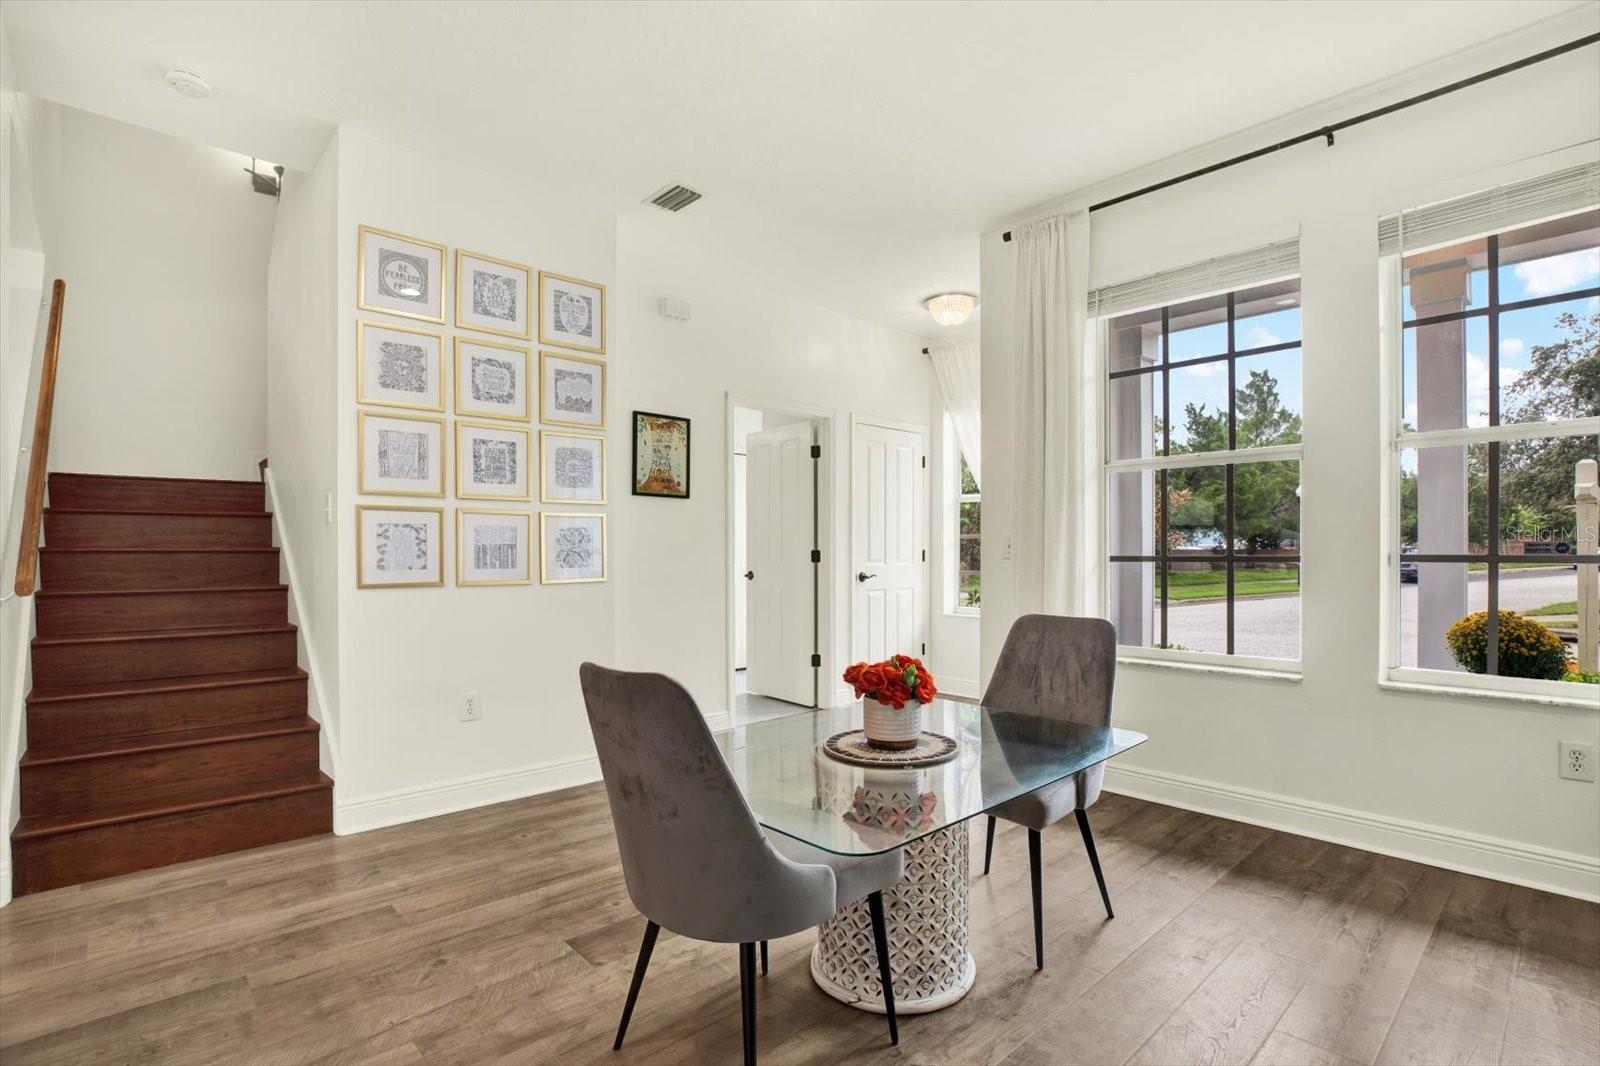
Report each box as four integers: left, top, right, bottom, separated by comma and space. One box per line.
744, 570, 755, 580
856, 571, 875, 583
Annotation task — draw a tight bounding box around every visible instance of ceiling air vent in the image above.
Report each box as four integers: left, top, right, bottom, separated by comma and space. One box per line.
648, 183, 703, 213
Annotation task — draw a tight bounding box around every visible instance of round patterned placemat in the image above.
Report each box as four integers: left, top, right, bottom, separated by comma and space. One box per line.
822, 730, 959, 768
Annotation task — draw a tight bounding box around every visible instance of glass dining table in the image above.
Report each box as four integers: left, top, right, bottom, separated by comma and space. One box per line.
715, 697, 1146, 1014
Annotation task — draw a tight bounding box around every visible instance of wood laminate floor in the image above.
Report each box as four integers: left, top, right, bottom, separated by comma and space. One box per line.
1, 785, 1595, 1065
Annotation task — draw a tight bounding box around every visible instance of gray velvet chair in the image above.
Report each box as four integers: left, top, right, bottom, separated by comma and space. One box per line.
579, 663, 905, 1065
979, 615, 1117, 969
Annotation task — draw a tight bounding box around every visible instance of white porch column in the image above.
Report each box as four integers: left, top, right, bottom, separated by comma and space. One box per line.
1577, 458, 1598, 674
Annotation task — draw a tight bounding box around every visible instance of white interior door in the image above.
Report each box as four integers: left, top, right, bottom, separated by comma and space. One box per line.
732, 452, 748, 671
745, 421, 816, 705
852, 422, 926, 664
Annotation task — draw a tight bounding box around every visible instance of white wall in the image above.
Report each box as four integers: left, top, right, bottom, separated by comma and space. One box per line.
612, 213, 934, 719
45, 105, 274, 480
266, 131, 341, 772
981, 16, 1600, 898
329, 128, 619, 829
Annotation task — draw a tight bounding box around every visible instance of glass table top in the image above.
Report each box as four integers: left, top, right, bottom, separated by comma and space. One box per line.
714, 698, 1146, 856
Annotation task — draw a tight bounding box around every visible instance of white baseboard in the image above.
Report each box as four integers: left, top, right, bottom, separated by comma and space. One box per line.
0, 858, 11, 909
1103, 763, 1600, 903
335, 753, 601, 835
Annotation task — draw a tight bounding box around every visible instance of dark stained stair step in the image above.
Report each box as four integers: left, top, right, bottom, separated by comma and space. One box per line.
26, 668, 308, 749
39, 548, 281, 591
43, 509, 272, 549
47, 472, 266, 514
35, 585, 289, 637
21, 718, 323, 820
11, 775, 333, 895
30, 624, 299, 688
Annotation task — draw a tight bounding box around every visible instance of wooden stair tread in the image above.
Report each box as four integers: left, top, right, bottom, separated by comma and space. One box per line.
50, 472, 266, 486
33, 622, 296, 647
39, 547, 280, 554
35, 584, 287, 598
23, 716, 321, 766
13, 773, 332, 840
44, 507, 270, 517
28, 667, 307, 705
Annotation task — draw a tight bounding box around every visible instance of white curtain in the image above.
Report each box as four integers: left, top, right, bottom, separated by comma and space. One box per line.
1010, 209, 1098, 616
929, 340, 981, 489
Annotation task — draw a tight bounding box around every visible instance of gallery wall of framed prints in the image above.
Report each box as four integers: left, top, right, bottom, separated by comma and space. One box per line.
354, 224, 610, 588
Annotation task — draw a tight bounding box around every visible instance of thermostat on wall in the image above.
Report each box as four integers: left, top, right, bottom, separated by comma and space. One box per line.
659, 297, 691, 322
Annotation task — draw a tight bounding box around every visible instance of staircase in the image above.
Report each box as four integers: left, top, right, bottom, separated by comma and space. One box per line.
11, 472, 332, 895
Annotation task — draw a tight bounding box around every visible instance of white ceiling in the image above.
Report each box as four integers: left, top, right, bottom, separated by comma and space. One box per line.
3, 1, 1591, 337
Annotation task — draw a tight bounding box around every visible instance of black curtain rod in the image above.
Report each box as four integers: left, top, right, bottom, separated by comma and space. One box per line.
1000, 31, 1599, 242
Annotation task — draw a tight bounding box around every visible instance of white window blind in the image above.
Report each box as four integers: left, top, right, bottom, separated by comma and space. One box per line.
1378, 160, 1600, 255
1088, 238, 1300, 318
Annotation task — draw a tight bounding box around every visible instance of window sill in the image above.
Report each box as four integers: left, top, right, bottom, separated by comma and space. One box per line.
1116, 650, 1302, 683
944, 608, 980, 620
1381, 671, 1600, 710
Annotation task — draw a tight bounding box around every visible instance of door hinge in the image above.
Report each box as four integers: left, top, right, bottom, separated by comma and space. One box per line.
921, 642, 926, 655
921, 455, 927, 468
810, 444, 821, 459
810, 653, 822, 668
921, 549, 926, 562
810, 548, 821, 563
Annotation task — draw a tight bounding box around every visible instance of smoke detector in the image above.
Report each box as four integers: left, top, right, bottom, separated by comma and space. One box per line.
165, 68, 212, 99
647, 183, 703, 213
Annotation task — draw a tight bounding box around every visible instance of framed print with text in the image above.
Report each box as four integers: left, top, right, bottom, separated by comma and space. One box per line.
457, 508, 532, 586
358, 411, 446, 497
456, 420, 531, 501
631, 410, 690, 498
539, 350, 606, 429
538, 270, 606, 353
540, 430, 606, 504
454, 337, 531, 421
358, 226, 446, 324
357, 505, 444, 588
456, 249, 531, 339
358, 320, 445, 412
540, 511, 606, 584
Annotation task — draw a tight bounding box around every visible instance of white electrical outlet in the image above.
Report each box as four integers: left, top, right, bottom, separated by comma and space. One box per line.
461, 691, 482, 723
1559, 741, 1596, 782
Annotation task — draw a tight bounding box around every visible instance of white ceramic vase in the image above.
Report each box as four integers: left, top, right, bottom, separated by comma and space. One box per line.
862, 696, 924, 750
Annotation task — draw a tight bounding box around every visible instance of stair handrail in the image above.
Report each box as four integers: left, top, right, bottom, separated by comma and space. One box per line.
12, 279, 66, 598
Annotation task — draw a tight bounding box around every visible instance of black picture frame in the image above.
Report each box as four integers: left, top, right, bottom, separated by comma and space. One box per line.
631, 410, 691, 499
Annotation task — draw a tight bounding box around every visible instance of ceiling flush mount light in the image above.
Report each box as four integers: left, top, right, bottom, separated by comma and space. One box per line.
924, 292, 978, 327
164, 67, 212, 99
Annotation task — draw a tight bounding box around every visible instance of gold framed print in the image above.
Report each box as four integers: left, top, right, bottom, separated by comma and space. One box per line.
357, 505, 445, 588
540, 430, 607, 505
357, 320, 445, 411
357, 226, 446, 323
539, 350, 606, 429
457, 508, 533, 586
454, 337, 531, 422
456, 249, 532, 339
456, 420, 532, 501
358, 411, 446, 497
538, 270, 606, 353
540, 511, 606, 584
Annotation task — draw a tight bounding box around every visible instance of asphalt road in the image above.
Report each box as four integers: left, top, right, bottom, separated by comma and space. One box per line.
1163, 567, 1577, 664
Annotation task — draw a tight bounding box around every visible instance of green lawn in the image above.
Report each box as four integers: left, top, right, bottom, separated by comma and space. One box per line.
1165, 568, 1299, 603
1525, 601, 1576, 617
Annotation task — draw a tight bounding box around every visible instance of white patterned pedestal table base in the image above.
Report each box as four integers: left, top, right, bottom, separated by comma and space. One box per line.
810, 820, 975, 1014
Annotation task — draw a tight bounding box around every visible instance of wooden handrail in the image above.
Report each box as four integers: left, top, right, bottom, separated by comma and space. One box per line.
13, 279, 66, 598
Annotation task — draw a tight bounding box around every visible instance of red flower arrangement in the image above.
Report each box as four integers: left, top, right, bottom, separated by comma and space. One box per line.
843, 655, 937, 709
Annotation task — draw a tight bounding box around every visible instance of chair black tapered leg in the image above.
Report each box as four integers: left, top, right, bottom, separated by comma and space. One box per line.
1028, 828, 1043, 970
866, 890, 899, 1046
760, 939, 768, 975
983, 815, 996, 875
739, 941, 758, 1066
613, 920, 659, 1050
1075, 808, 1114, 920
